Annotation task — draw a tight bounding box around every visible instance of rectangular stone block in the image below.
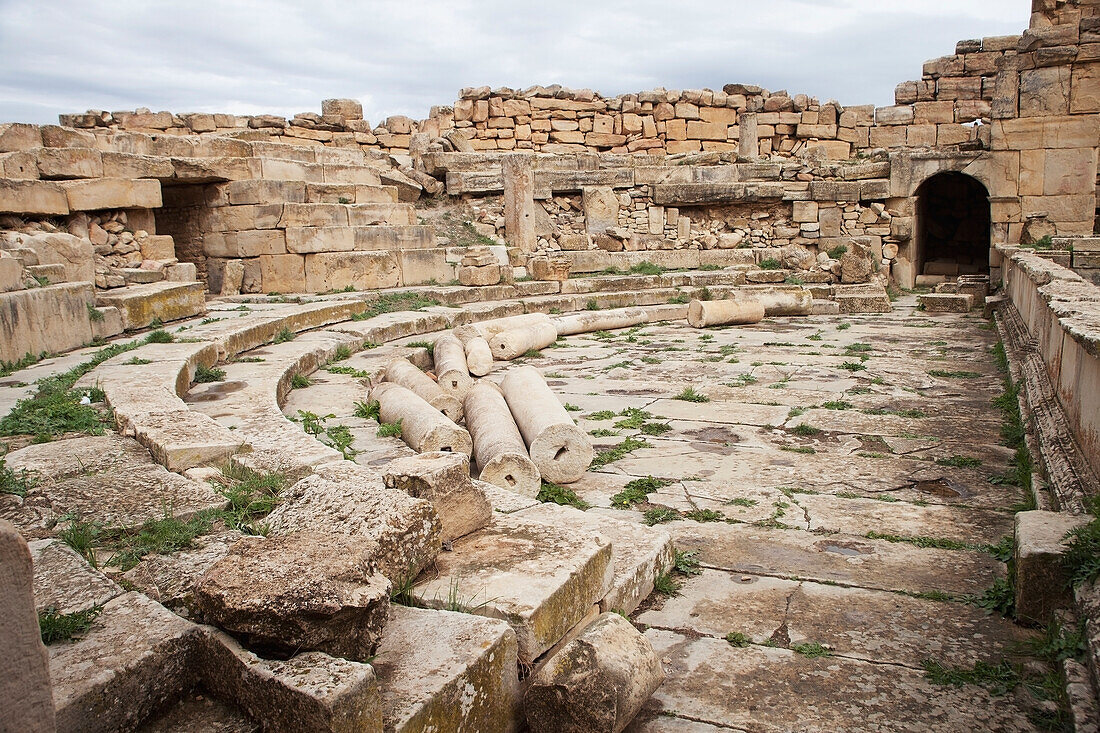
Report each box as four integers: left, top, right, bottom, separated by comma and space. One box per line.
223, 180, 306, 206
279, 203, 350, 228
1015, 511, 1093, 625
204, 230, 287, 258
259, 253, 307, 293
0, 283, 93, 362
285, 226, 355, 254
0, 178, 69, 215
208, 204, 283, 232
36, 148, 103, 179
94, 281, 205, 330
61, 178, 162, 211
304, 251, 401, 292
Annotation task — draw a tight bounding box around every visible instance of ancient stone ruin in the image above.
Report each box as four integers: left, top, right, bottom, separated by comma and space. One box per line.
1, 0, 1099, 731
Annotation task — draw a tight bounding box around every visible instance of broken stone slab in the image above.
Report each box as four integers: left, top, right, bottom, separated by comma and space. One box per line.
29, 539, 123, 615
519, 503, 674, 614
687, 298, 765, 327
479, 479, 540, 514
122, 531, 243, 617
372, 605, 519, 733
1014, 510, 1093, 625
264, 461, 440, 584
525, 612, 664, 733
382, 452, 492, 543
197, 629, 383, 732
122, 409, 246, 473
0, 282, 95, 364
50, 591, 204, 733
94, 281, 205, 330
0, 520, 56, 733
919, 293, 975, 312
501, 366, 595, 484
371, 382, 473, 455
2, 435, 224, 536
489, 320, 559, 361
431, 332, 473, 397
411, 510, 612, 664
195, 533, 390, 662
384, 358, 463, 422
464, 335, 494, 376
464, 381, 541, 498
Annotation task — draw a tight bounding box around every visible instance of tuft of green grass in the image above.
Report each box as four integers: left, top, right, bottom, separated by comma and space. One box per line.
970, 577, 1016, 618
640, 421, 672, 436
587, 410, 616, 420
674, 549, 702, 576
653, 572, 681, 596
0, 458, 34, 497
146, 329, 174, 344
39, 605, 103, 645
613, 408, 654, 430
585, 298, 600, 311
59, 516, 101, 567
354, 400, 380, 420
193, 364, 226, 384
351, 292, 441, 321
589, 428, 619, 437
272, 327, 296, 344
537, 480, 591, 510
332, 345, 353, 361
377, 419, 403, 438
644, 507, 682, 525
838, 361, 867, 372
921, 659, 1018, 696
725, 631, 751, 647
611, 476, 673, 508
591, 436, 649, 469
935, 455, 983, 468
791, 424, 823, 437
1062, 498, 1100, 588
821, 400, 852, 410
757, 258, 782, 270
0, 350, 52, 378
727, 497, 758, 507
683, 508, 725, 522
290, 373, 311, 389
673, 387, 710, 403
630, 261, 665, 276
827, 244, 848, 259
780, 445, 816, 455
103, 513, 217, 571
791, 642, 831, 658
211, 463, 288, 535
928, 369, 982, 379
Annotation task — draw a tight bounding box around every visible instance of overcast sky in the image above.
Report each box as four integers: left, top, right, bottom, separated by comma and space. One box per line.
0, 0, 1030, 126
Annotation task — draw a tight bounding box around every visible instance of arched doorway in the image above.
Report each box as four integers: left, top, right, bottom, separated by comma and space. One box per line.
915, 172, 990, 277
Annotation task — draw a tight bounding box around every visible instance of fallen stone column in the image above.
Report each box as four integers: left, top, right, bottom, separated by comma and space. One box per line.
371, 382, 472, 455
525, 612, 664, 733
385, 358, 463, 422
0, 519, 56, 733
454, 313, 554, 343
687, 298, 765, 327
432, 333, 473, 396
489, 320, 559, 361
751, 288, 814, 316
464, 381, 541, 497
383, 451, 492, 542
553, 307, 649, 336
464, 336, 493, 376
501, 365, 594, 483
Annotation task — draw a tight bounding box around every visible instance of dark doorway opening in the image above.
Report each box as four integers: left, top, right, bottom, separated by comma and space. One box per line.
916, 172, 990, 277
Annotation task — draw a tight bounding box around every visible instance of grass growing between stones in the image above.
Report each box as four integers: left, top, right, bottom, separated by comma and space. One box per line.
928, 369, 982, 379
193, 364, 226, 384
935, 455, 983, 468
1062, 497, 1100, 588
377, 420, 403, 438
591, 436, 649, 469
352, 292, 440, 320
653, 572, 681, 596
0, 457, 34, 497
725, 632, 751, 647
673, 387, 709, 403
38, 604, 103, 645
921, 659, 1019, 696
537, 480, 590, 510
791, 642, 832, 658
0, 350, 52, 378
611, 476, 673, 508
289, 374, 311, 389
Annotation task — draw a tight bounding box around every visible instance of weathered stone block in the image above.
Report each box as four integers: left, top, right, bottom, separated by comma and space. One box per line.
304, 251, 401, 292
94, 281, 205, 330
60, 178, 162, 210
1015, 510, 1093, 625
0, 178, 68, 215
383, 452, 492, 543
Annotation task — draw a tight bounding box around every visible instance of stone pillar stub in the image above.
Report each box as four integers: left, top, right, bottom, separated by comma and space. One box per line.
0, 519, 57, 733
992, 52, 1020, 120
503, 154, 538, 253
738, 112, 759, 159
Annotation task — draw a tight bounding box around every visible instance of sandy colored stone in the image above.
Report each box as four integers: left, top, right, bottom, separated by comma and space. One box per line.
0, 282, 94, 363
384, 358, 463, 422
489, 320, 559, 360
195, 533, 390, 662
94, 281, 205, 330
372, 605, 519, 733
383, 451, 491, 542
431, 332, 473, 396
687, 298, 764, 327
464, 381, 541, 497
526, 612, 663, 733
29, 539, 123, 615
122, 531, 243, 616
501, 366, 594, 483
1014, 510, 1093, 625
464, 335, 494, 376
371, 382, 473, 455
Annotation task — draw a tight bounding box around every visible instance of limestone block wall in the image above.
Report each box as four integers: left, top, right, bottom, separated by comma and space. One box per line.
1001, 244, 1100, 480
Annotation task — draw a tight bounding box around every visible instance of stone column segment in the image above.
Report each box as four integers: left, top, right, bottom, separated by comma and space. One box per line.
464, 336, 494, 376
489, 321, 559, 361
432, 333, 474, 397
385, 358, 463, 422
464, 381, 542, 497
454, 313, 554, 344
687, 298, 766, 327
500, 365, 595, 484
371, 382, 473, 455
553, 307, 650, 336
738, 112, 759, 159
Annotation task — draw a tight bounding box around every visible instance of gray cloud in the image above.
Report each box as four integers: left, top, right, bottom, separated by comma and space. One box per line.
0, 0, 1029, 126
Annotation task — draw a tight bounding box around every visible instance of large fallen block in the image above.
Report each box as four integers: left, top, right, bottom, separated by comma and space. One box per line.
1014, 510, 1093, 625
264, 461, 441, 584
410, 511, 613, 664
687, 298, 765, 327
372, 382, 473, 455
489, 320, 559, 361
198, 629, 384, 732
382, 452, 492, 543
525, 612, 664, 733
385, 358, 462, 422
0, 282, 94, 363
0, 520, 56, 733
195, 533, 391, 662
464, 381, 541, 497
432, 332, 474, 396
93, 281, 205, 330
372, 605, 519, 733
501, 366, 594, 484
746, 287, 813, 316
49, 591, 204, 733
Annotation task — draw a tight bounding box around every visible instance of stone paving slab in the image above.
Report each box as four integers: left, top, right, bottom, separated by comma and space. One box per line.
665, 520, 1002, 596
30, 539, 123, 615
638, 569, 1034, 668
641, 629, 1040, 732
